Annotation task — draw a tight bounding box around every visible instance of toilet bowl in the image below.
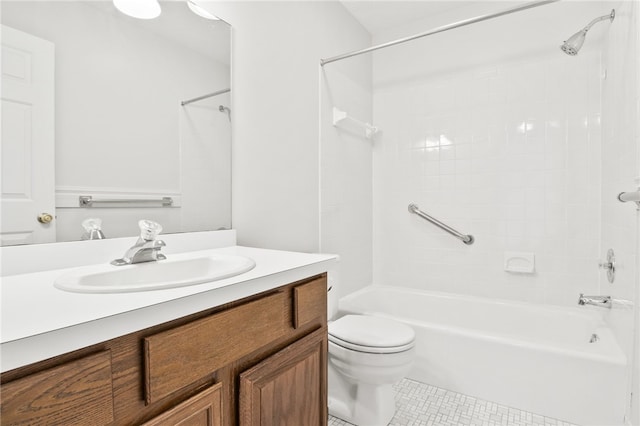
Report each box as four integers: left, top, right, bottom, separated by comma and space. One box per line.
328, 314, 415, 426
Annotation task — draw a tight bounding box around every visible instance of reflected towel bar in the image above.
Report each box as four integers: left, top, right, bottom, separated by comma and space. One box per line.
79, 196, 173, 208
408, 203, 474, 245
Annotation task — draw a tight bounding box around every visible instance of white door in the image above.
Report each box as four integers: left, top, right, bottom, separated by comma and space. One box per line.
1, 25, 55, 246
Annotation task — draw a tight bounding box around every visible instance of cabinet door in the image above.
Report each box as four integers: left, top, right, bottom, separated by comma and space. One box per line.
143, 383, 222, 426
0, 351, 114, 425
239, 328, 327, 426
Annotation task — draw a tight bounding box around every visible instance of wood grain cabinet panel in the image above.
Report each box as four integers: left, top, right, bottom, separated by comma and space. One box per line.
143, 383, 222, 426
145, 291, 288, 404
239, 328, 327, 426
0, 351, 114, 425
293, 277, 327, 329
1, 273, 328, 425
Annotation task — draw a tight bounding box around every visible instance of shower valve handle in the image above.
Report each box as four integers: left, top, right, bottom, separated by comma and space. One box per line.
598, 249, 616, 283
598, 261, 613, 270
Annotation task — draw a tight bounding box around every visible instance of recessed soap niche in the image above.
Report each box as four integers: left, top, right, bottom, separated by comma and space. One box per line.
504, 252, 535, 274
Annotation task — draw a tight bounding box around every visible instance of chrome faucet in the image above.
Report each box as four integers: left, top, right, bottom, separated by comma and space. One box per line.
111, 220, 166, 266
578, 293, 612, 309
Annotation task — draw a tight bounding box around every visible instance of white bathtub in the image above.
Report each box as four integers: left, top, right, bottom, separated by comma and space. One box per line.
338, 285, 627, 426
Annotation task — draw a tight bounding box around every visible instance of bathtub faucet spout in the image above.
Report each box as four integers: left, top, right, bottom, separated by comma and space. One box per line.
578, 294, 612, 309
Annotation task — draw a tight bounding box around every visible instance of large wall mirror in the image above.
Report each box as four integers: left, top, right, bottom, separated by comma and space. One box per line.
1, 1, 231, 246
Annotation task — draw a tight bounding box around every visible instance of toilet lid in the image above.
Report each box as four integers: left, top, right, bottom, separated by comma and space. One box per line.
328, 315, 415, 353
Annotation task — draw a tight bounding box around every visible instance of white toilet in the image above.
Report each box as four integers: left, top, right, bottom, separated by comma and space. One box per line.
328, 287, 416, 426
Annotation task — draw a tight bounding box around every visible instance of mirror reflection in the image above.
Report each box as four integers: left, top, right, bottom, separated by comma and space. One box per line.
1, 1, 231, 246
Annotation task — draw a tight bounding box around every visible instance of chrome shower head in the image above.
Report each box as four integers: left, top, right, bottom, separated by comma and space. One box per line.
561, 9, 615, 56
561, 29, 587, 56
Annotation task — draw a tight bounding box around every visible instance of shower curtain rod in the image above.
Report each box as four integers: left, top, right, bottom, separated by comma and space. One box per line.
181, 88, 230, 106
320, 0, 559, 66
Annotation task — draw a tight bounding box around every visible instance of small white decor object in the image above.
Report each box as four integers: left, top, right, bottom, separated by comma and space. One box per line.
504, 252, 535, 274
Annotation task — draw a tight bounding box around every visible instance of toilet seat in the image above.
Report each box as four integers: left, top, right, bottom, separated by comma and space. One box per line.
329, 335, 415, 354
329, 315, 415, 354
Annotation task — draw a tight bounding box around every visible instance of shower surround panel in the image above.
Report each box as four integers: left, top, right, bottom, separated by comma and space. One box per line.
372, 43, 603, 307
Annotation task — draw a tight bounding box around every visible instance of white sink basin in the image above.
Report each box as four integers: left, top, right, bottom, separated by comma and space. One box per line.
54, 254, 256, 293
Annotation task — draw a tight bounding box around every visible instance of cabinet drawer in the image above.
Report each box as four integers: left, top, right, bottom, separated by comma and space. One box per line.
145, 291, 288, 404
143, 383, 222, 426
0, 351, 114, 425
293, 276, 327, 329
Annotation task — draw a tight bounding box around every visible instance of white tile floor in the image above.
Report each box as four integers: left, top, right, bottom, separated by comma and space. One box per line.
328, 379, 579, 426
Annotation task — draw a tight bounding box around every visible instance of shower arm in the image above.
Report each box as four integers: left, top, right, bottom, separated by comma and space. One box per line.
582, 10, 615, 33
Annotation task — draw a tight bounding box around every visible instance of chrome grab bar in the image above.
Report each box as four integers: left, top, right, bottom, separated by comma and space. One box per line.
408, 203, 474, 245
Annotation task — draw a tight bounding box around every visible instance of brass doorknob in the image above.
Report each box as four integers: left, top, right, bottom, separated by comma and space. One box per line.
37, 213, 54, 224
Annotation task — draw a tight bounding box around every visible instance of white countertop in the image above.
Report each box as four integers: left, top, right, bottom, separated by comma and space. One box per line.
1, 243, 337, 372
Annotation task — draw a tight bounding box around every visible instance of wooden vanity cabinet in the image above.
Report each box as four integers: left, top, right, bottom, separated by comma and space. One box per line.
0, 274, 328, 426
239, 328, 326, 426
0, 351, 115, 425
142, 383, 223, 426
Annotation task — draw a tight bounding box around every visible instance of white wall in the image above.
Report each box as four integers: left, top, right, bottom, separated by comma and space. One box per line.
209, 1, 371, 254
320, 51, 373, 298
600, 1, 640, 423
2, 2, 230, 241
371, 1, 606, 307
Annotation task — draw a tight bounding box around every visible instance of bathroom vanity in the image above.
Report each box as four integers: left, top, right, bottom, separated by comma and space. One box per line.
0, 232, 336, 425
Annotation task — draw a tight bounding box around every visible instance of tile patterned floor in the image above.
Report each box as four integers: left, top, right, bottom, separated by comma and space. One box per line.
328, 379, 579, 426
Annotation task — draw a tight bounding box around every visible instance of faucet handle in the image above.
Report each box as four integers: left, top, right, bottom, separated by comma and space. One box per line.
138, 219, 163, 241
598, 248, 616, 283
81, 218, 106, 240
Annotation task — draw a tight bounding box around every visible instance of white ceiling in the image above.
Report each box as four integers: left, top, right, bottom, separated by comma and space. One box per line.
89, 1, 230, 66
339, 1, 559, 37
339, 1, 480, 34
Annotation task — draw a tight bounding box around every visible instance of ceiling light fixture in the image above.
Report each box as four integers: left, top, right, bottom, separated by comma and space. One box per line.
113, 0, 162, 19
187, 0, 220, 20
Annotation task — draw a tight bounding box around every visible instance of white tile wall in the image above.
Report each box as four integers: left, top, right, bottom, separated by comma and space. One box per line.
373, 54, 602, 306
371, 6, 606, 307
